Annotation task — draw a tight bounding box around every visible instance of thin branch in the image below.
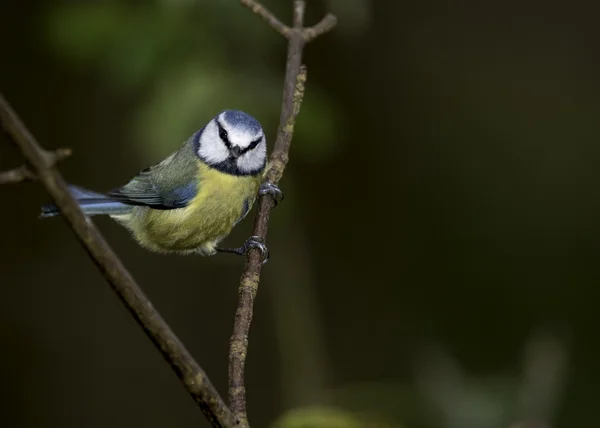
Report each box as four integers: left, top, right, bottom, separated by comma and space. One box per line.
292, 0, 305, 29
0, 164, 35, 184
303, 14, 338, 42
229, 1, 337, 426
240, 0, 291, 38
0, 148, 71, 184
0, 93, 235, 428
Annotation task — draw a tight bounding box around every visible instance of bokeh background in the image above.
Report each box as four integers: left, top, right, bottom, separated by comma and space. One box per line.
1, 0, 598, 427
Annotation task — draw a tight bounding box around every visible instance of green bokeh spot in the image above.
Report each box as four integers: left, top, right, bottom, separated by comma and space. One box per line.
271, 406, 367, 428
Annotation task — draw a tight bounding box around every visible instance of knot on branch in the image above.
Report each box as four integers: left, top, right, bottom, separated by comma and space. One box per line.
239, 274, 260, 297
230, 335, 249, 354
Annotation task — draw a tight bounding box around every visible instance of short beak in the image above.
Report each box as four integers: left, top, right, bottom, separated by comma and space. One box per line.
230, 146, 242, 158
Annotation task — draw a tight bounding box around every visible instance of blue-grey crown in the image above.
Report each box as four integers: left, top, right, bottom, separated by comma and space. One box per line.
222, 110, 263, 134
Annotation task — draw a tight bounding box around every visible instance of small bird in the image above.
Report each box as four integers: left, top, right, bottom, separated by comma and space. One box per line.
40, 110, 282, 262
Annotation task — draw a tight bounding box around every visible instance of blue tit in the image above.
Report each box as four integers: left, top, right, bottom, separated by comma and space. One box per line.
40, 110, 283, 261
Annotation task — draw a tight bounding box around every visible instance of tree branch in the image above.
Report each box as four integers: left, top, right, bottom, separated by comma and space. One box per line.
0, 164, 35, 184
229, 1, 337, 426
0, 93, 235, 428
0, 148, 71, 184
304, 14, 338, 42
240, 0, 292, 38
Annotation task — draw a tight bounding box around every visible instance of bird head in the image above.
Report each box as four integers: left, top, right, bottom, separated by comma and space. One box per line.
196, 110, 267, 176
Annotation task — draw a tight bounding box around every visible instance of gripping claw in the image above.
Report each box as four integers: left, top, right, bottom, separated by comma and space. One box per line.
259, 182, 284, 206
216, 235, 270, 264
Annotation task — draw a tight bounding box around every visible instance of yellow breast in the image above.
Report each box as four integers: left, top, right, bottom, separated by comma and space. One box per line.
130, 162, 261, 254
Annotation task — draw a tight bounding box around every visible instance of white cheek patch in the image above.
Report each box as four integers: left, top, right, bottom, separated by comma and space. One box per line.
237, 141, 267, 173
197, 122, 229, 163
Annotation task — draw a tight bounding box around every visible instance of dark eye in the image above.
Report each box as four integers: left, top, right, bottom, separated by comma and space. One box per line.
218, 127, 228, 143
247, 137, 262, 151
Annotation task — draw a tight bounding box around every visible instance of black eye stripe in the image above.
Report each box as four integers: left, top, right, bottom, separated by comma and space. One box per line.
216, 120, 231, 148
248, 137, 261, 149
240, 137, 262, 154
216, 120, 262, 155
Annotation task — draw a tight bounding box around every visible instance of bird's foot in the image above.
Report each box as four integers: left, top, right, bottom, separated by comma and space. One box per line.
216, 236, 270, 264
259, 182, 284, 206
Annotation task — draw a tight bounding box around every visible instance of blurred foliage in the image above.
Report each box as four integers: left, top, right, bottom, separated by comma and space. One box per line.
270, 405, 398, 428
325, 382, 435, 428
45, 0, 340, 163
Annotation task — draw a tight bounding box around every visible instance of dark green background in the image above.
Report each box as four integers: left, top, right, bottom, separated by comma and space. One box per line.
1, 1, 599, 427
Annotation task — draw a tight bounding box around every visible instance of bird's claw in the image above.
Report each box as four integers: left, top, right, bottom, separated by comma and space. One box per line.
259, 182, 284, 206
216, 236, 270, 264
242, 236, 270, 264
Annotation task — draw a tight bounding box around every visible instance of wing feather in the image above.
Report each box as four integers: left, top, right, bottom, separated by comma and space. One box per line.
107, 135, 200, 210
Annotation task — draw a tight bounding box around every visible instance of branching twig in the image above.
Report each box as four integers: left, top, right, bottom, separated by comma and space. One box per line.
228, 1, 337, 426
304, 14, 338, 42
0, 147, 71, 184
240, 0, 338, 42
0, 164, 35, 184
0, 94, 235, 428
240, 0, 291, 38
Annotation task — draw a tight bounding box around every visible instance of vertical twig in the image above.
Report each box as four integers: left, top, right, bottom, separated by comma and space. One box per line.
229, 1, 337, 426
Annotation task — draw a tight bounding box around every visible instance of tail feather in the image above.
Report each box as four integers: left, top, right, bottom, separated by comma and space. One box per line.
40, 185, 133, 218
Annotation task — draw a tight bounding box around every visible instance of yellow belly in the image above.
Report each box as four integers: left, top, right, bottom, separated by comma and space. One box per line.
121, 164, 261, 255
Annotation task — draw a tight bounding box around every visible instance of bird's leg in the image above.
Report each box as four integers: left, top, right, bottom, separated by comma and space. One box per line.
216, 235, 270, 264
259, 182, 284, 206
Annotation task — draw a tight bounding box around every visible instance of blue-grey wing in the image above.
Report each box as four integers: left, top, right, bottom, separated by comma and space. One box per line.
107, 136, 200, 210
